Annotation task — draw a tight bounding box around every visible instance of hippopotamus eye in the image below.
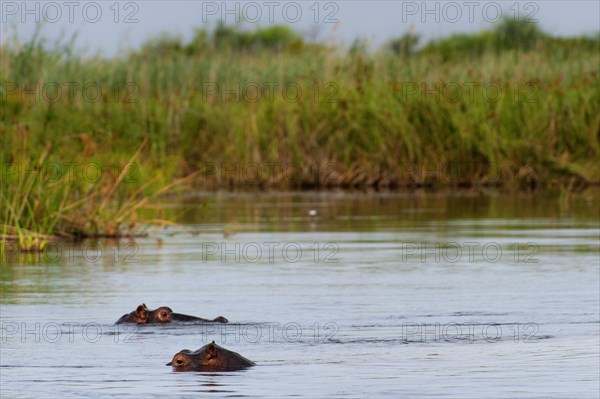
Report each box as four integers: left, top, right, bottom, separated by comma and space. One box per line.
174, 357, 187, 366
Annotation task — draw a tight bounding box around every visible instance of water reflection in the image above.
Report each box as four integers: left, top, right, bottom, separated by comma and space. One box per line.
158, 190, 599, 230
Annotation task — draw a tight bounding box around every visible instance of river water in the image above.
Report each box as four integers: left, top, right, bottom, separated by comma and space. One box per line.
1, 191, 599, 398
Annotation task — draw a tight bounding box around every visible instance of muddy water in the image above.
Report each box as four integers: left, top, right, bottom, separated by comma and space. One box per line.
1, 192, 599, 398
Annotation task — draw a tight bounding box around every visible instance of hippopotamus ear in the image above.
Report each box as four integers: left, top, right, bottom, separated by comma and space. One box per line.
135, 304, 149, 321
207, 341, 218, 358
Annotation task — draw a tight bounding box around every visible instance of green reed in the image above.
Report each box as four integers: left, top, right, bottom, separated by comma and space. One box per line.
1, 20, 599, 251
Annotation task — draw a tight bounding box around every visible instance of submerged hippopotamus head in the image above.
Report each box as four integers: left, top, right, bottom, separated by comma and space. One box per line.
167, 341, 255, 372
115, 304, 228, 324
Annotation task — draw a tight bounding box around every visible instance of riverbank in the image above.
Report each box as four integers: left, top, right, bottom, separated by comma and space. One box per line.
2, 20, 598, 251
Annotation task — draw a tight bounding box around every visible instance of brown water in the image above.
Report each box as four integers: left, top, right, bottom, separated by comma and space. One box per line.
1, 191, 599, 398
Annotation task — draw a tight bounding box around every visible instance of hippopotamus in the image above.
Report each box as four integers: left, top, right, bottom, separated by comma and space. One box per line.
167, 341, 255, 371
115, 304, 228, 324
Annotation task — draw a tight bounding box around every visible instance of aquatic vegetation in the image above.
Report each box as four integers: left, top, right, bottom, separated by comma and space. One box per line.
1, 20, 598, 252
0, 141, 191, 253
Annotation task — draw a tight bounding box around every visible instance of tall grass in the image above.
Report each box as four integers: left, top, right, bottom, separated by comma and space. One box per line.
0, 136, 192, 253
2, 20, 597, 190
1, 19, 599, 250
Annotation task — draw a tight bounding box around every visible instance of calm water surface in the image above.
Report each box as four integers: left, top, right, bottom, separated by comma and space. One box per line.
1, 191, 599, 398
